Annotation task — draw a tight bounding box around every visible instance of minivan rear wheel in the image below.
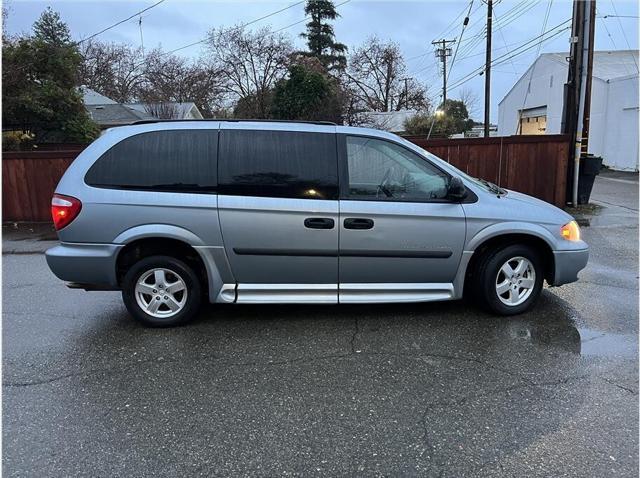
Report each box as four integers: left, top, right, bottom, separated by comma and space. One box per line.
474, 244, 543, 315
122, 255, 202, 327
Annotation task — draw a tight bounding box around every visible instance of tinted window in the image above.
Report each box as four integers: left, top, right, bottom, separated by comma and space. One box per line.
346, 136, 449, 201
85, 130, 217, 192
218, 130, 338, 200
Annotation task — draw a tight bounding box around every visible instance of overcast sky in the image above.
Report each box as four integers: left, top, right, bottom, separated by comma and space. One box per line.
5, 0, 639, 121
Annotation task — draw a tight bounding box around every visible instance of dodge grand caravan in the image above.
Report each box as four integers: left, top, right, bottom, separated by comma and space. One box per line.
46, 120, 588, 327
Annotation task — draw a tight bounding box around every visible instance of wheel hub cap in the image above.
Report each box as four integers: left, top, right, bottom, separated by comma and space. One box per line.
495, 256, 536, 307
134, 268, 187, 318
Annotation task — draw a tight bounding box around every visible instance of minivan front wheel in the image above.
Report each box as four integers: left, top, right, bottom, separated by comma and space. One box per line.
122, 256, 202, 327
475, 244, 543, 315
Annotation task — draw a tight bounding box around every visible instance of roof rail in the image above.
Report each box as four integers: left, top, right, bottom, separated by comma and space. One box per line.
131, 118, 338, 126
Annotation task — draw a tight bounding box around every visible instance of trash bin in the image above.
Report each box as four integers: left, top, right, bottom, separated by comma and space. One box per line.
577, 154, 603, 204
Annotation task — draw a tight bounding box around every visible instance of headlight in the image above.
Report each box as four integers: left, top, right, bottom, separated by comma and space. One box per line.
560, 221, 581, 241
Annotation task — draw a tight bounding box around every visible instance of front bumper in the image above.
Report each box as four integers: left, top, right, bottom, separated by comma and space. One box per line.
46, 242, 122, 289
551, 248, 589, 286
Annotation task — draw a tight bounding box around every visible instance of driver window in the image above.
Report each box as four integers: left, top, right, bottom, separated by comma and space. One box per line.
346, 136, 449, 201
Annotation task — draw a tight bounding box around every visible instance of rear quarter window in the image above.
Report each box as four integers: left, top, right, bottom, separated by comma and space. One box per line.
217, 129, 338, 200
85, 129, 217, 193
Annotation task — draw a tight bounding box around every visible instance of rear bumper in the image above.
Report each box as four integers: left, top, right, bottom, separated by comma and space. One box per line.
551, 248, 589, 286
46, 242, 122, 289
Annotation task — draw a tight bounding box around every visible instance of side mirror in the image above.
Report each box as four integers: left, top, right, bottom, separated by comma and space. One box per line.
447, 176, 468, 201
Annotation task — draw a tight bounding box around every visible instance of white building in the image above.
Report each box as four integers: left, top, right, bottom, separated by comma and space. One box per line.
498, 50, 639, 171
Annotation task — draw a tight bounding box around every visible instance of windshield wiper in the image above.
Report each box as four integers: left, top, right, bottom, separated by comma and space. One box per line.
477, 178, 506, 196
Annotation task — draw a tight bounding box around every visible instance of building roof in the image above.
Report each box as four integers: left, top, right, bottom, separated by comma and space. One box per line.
541, 50, 639, 81
499, 50, 639, 106
79, 86, 118, 105
85, 104, 154, 127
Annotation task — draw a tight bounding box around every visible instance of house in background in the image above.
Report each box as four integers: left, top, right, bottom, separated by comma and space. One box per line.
498, 50, 639, 171
80, 86, 203, 129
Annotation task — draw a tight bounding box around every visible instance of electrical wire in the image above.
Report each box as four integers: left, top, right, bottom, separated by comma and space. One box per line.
76, 0, 166, 45
446, 0, 475, 83
160, 0, 307, 56
447, 22, 569, 91
608, 0, 639, 72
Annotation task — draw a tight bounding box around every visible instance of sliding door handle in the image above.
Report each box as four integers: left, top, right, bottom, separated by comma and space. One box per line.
304, 217, 335, 229
344, 218, 374, 230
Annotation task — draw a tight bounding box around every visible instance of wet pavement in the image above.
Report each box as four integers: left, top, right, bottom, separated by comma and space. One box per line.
3, 172, 638, 477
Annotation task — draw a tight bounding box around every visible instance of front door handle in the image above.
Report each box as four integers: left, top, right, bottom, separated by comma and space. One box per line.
344, 218, 374, 230
304, 217, 335, 229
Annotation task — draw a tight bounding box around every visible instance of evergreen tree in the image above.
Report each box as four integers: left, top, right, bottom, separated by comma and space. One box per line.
300, 0, 347, 71
271, 59, 342, 122
2, 8, 99, 145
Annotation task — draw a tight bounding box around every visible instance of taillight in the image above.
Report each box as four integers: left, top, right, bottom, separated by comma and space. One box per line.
51, 194, 82, 230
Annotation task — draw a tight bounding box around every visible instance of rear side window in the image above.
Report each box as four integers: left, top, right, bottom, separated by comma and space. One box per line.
85, 130, 217, 192
218, 130, 338, 200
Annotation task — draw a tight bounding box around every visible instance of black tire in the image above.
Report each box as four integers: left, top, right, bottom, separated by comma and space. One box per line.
473, 244, 544, 316
122, 255, 202, 327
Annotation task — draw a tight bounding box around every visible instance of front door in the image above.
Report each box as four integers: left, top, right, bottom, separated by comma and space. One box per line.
217, 126, 339, 303
338, 134, 466, 302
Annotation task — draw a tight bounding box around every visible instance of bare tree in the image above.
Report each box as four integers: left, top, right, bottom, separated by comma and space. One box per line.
143, 102, 179, 119
346, 36, 429, 113
78, 40, 145, 102
140, 49, 222, 118
458, 87, 479, 120
204, 25, 292, 118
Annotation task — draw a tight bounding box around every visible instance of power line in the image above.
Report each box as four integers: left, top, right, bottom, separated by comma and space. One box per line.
446, 0, 475, 83
76, 0, 166, 45
447, 23, 569, 91
160, 0, 307, 57
608, 0, 639, 72
491, 9, 518, 76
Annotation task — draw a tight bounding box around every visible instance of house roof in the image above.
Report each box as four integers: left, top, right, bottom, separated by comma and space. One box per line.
85, 104, 154, 127
79, 86, 118, 105
543, 50, 639, 81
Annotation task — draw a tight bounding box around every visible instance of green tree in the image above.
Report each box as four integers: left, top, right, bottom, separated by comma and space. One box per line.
271, 59, 342, 123
403, 99, 473, 137
300, 0, 347, 71
2, 8, 99, 145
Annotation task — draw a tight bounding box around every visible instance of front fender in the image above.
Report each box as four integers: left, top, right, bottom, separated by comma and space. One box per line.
465, 221, 558, 252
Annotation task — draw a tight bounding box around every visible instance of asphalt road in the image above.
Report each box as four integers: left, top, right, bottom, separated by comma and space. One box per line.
3, 173, 638, 477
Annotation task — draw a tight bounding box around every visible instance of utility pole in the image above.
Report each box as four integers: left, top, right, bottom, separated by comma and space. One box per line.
562, 0, 595, 206
400, 77, 411, 109
581, 0, 596, 155
483, 0, 493, 138
432, 39, 455, 112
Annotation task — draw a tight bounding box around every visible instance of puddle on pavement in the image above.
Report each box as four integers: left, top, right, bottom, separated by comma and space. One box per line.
505, 321, 637, 357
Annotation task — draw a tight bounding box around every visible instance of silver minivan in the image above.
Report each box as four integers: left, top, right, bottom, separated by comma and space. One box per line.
46, 120, 588, 326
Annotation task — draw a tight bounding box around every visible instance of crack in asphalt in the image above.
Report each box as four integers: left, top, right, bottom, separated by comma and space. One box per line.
601, 377, 638, 395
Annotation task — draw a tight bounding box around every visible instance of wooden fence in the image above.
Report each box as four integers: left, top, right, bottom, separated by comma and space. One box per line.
3, 148, 82, 222
2, 134, 570, 222
403, 134, 570, 207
